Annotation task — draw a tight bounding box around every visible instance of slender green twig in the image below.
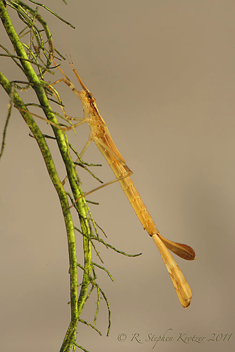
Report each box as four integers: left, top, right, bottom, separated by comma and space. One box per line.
94, 285, 100, 325
28, 0, 75, 28
92, 262, 114, 282
78, 318, 102, 336
75, 227, 142, 258
74, 343, 89, 352
0, 82, 14, 159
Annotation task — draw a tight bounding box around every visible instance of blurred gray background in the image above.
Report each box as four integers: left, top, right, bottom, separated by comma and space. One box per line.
1, 1, 235, 351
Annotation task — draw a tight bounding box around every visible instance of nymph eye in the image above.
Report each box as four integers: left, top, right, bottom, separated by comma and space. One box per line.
87, 92, 93, 100
87, 92, 96, 102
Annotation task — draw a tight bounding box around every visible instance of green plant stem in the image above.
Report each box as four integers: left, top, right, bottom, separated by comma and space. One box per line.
1, 2, 139, 349
0, 2, 92, 351
0, 68, 79, 352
